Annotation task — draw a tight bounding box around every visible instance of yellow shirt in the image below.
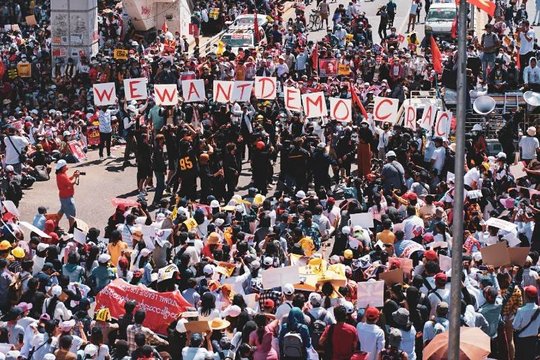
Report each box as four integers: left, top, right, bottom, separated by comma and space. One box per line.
376, 229, 396, 244
107, 241, 128, 266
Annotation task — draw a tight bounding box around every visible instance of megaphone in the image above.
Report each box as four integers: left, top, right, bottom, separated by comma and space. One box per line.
473, 95, 496, 115
523, 91, 540, 107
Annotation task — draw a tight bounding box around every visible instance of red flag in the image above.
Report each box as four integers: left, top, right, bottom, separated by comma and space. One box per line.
430, 36, 443, 74
161, 22, 168, 33
466, 0, 496, 17
253, 12, 261, 42
311, 44, 319, 73
516, 51, 521, 70
451, 17, 457, 39
349, 82, 368, 119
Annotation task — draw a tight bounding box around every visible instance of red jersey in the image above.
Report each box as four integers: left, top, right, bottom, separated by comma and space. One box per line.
56, 171, 74, 198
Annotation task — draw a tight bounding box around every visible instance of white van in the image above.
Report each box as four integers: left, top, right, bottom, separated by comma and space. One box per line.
425, 3, 457, 38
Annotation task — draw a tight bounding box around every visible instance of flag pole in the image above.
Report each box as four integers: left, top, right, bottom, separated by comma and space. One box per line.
448, 0, 467, 359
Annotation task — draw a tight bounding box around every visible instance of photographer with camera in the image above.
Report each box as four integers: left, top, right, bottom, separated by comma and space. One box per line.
55, 160, 83, 229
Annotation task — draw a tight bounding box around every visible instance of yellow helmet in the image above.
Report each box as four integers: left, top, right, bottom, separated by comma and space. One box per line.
95, 308, 111, 322
343, 249, 353, 260
11, 247, 25, 259
0, 240, 11, 251
253, 194, 265, 206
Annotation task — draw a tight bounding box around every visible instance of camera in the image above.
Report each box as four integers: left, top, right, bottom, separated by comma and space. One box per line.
79, 172, 86, 176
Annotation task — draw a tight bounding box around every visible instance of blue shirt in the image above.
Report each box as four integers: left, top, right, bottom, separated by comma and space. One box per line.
513, 303, 540, 338
98, 109, 118, 133
32, 214, 46, 230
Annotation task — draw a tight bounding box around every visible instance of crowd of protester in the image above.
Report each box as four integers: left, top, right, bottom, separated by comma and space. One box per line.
0, 0, 539, 360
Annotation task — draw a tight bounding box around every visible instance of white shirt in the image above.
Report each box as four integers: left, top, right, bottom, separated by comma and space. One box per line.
519, 30, 535, 54
464, 167, 481, 188
356, 322, 385, 360
182, 347, 218, 360
513, 303, 540, 338
4, 135, 29, 165
275, 300, 293, 321
523, 64, 540, 84
403, 215, 424, 240
431, 147, 446, 172
428, 288, 451, 317
519, 135, 540, 160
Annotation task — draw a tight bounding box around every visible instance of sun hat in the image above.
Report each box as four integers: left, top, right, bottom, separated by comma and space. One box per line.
527, 126, 537, 136
392, 308, 410, 327
210, 318, 231, 330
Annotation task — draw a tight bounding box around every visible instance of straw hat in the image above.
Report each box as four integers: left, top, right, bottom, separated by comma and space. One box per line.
210, 318, 230, 330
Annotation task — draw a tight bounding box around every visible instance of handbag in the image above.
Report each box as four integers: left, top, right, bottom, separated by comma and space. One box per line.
6, 135, 27, 163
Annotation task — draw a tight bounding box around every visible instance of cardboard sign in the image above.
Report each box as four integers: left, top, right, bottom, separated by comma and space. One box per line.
123, 78, 148, 101
379, 268, 403, 285
221, 276, 245, 295
73, 228, 87, 244
154, 84, 178, 105
373, 97, 399, 123
232, 81, 253, 102
181, 79, 205, 102
261, 266, 300, 289
434, 111, 451, 138
213, 81, 234, 103
95, 279, 191, 335
508, 247, 530, 266
389, 257, 413, 276
439, 254, 452, 272
419, 105, 436, 131
509, 163, 527, 179
73, 218, 90, 233
18, 221, 51, 238
480, 242, 511, 267
485, 218, 517, 232
302, 92, 327, 118
284, 86, 302, 112
93, 83, 117, 106
184, 320, 211, 333
254, 77, 277, 99
403, 105, 417, 130
349, 213, 375, 229
26, 15, 37, 26
329, 98, 352, 122
356, 280, 385, 308
68, 140, 86, 161
113, 49, 129, 60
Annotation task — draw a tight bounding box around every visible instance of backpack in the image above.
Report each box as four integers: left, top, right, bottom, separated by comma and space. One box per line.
307, 311, 327, 350
282, 331, 305, 359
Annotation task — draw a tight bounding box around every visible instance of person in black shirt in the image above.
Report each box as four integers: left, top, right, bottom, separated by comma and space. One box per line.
177, 138, 199, 201
136, 133, 153, 199
117, 300, 136, 340
151, 134, 167, 207
223, 143, 241, 201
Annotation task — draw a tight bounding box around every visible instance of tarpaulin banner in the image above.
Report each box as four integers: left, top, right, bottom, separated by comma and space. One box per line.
95, 279, 191, 335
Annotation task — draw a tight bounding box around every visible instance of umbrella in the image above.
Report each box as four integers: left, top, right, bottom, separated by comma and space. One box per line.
422, 327, 491, 360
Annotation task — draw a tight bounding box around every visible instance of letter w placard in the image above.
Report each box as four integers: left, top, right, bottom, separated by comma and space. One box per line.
93, 83, 117, 106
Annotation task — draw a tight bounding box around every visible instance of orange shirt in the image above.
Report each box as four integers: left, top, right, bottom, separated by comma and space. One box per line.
107, 241, 128, 266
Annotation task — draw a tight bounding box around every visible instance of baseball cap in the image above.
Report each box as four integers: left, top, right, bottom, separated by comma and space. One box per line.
386, 150, 396, 158
263, 299, 275, 309
365, 307, 380, 320
434, 272, 448, 284
282, 283, 295, 296
524, 285, 538, 298
424, 250, 438, 261
309, 292, 322, 306
203, 264, 215, 275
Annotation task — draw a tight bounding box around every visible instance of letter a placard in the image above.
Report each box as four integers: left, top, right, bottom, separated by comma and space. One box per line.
154, 84, 178, 106
93, 83, 117, 106
123, 78, 148, 101
373, 96, 398, 123
181, 79, 205, 103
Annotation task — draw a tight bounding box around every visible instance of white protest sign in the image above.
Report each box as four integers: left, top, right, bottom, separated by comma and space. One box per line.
485, 218, 518, 232
349, 213, 375, 228
93, 82, 117, 106
244, 293, 258, 311
439, 254, 452, 272
154, 84, 178, 105
123, 78, 148, 101
18, 221, 51, 238
254, 77, 277, 99
73, 228, 86, 244
373, 96, 399, 123
284, 86, 302, 112
1, 200, 19, 217
222, 276, 245, 295
329, 97, 352, 122
434, 111, 451, 138
232, 81, 253, 102
403, 104, 416, 130
181, 79, 205, 102
155, 228, 173, 247
356, 280, 384, 308
262, 266, 300, 289
447, 172, 455, 183
503, 232, 521, 247
302, 92, 327, 118
509, 163, 527, 179
213, 81, 234, 103
419, 104, 436, 131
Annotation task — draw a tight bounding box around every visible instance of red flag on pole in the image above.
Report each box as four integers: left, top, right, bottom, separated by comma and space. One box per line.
161, 22, 168, 33
430, 36, 443, 74
253, 12, 261, 43
349, 82, 368, 119
466, 0, 496, 17
451, 17, 457, 39
311, 44, 319, 74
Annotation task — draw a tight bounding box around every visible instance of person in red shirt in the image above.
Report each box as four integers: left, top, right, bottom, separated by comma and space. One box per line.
319, 305, 359, 360
55, 159, 80, 228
